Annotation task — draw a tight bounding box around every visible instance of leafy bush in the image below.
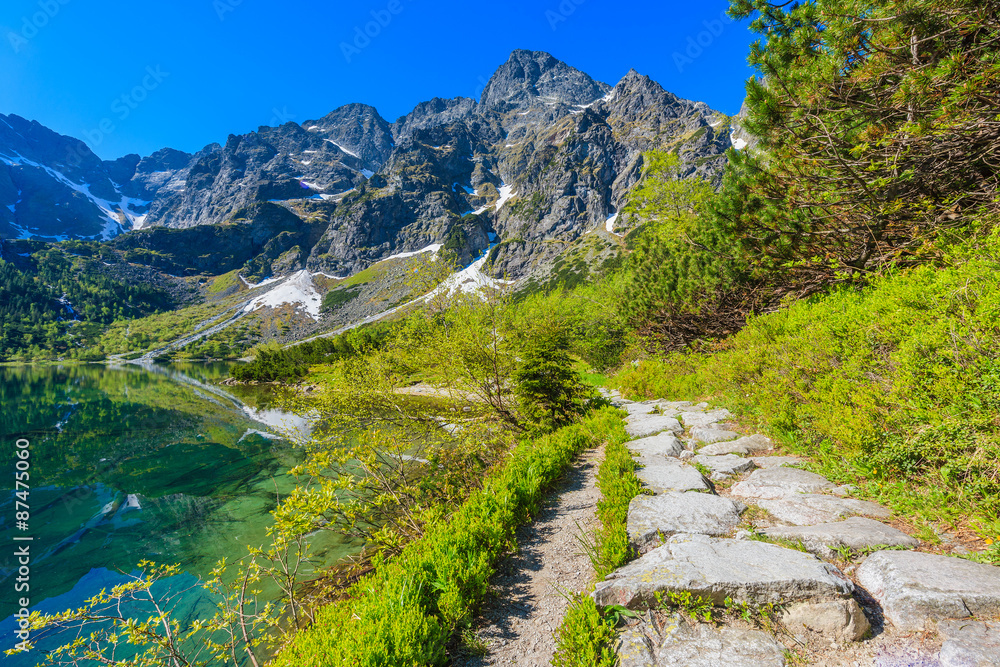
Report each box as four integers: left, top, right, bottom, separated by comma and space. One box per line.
614, 230, 1000, 537
271, 408, 624, 666
552, 595, 618, 667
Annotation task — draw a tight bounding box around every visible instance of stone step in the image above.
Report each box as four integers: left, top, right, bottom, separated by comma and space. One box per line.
692, 453, 757, 477
750, 493, 891, 525
730, 467, 838, 499
618, 615, 786, 667
698, 434, 773, 456
678, 409, 732, 429
593, 534, 868, 640
689, 426, 739, 444
629, 433, 685, 458
750, 455, 805, 469
626, 414, 685, 439
857, 550, 1000, 631
762, 517, 919, 559
938, 619, 1000, 667
635, 459, 712, 494
627, 492, 745, 549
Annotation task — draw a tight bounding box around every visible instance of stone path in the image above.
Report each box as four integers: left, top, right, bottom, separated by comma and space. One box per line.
451, 447, 603, 666
591, 390, 1000, 666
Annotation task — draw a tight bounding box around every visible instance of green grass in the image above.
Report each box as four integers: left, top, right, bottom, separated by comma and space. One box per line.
272, 407, 624, 666
551, 595, 618, 667
613, 230, 1000, 542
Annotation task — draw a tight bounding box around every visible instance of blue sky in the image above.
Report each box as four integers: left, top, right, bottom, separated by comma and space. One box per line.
0, 0, 756, 160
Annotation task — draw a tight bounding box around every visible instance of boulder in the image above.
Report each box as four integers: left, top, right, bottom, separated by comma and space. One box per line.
627, 414, 685, 439
617, 615, 786, 667
730, 467, 835, 500
594, 533, 856, 608
938, 619, 1000, 667
627, 492, 745, 548
752, 494, 891, 526
692, 454, 757, 477
629, 433, 685, 458
698, 434, 773, 456
678, 409, 732, 429
856, 550, 1000, 631
634, 460, 712, 494
763, 517, 919, 558
690, 426, 739, 444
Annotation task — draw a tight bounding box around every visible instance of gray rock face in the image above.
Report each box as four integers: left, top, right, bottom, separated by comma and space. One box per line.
627, 492, 745, 548
635, 460, 711, 494
678, 409, 732, 429
594, 533, 856, 609
730, 467, 835, 500
618, 615, 786, 667
692, 454, 757, 477
698, 434, 773, 456
690, 426, 738, 444
938, 619, 1000, 667
479, 49, 610, 111
629, 433, 685, 458
753, 494, 891, 525
764, 517, 918, 558
856, 550, 1000, 631
626, 414, 685, 439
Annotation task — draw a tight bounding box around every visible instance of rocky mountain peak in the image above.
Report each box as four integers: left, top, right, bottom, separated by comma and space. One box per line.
303, 103, 393, 169
479, 49, 611, 111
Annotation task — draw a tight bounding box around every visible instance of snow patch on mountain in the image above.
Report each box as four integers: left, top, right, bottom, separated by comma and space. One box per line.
243, 270, 322, 320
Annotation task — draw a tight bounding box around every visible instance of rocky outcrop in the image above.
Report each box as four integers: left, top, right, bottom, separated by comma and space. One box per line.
1, 49, 732, 287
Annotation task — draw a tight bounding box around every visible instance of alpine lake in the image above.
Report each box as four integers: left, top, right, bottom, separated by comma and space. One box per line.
0, 362, 361, 664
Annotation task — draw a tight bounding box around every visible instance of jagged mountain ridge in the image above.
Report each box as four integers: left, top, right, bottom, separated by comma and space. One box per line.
0, 49, 734, 283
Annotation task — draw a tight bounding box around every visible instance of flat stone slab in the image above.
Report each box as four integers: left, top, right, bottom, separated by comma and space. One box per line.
618, 616, 785, 667
629, 433, 684, 458
628, 492, 745, 548
751, 455, 805, 468
678, 409, 732, 429
594, 533, 855, 609
764, 517, 919, 558
938, 619, 1000, 667
627, 414, 685, 439
622, 402, 658, 417
698, 434, 773, 456
692, 454, 757, 477
857, 550, 1000, 631
753, 493, 891, 525
690, 426, 739, 444
635, 460, 711, 494
731, 467, 835, 499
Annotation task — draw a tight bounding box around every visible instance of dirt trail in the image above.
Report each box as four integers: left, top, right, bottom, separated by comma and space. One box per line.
452, 446, 604, 667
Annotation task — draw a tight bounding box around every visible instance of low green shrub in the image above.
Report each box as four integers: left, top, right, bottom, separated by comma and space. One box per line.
272, 407, 623, 666
592, 420, 642, 578
614, 231, 1000, 538
551, 595, 618, 667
